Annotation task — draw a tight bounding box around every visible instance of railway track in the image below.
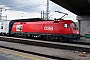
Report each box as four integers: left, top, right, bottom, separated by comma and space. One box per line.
0, 41, 90, 60
0, 36, 90, 60
0, 36, 90, 53
0, 36, 90, 46
62, 39, 90, 46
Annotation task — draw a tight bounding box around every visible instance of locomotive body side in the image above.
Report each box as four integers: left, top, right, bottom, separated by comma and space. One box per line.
11, 20, 80, 41
25, 21, 65, 34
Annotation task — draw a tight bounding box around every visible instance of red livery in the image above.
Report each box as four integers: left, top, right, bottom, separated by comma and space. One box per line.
11, 19, 80, 41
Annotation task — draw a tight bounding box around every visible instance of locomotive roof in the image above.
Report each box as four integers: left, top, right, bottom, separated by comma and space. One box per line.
0, 18, 73, 23
11, 18, 45, 22
13, 20, 74, 25
0, 18, 44, 22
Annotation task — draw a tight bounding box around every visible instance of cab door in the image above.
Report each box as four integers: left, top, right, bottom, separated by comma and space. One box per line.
64, 23, 72, 34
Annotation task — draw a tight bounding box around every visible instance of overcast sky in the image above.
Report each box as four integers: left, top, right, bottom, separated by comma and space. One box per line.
0, 0, 77, 22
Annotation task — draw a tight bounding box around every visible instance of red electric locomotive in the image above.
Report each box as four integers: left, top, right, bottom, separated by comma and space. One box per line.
11, 19, 80, 41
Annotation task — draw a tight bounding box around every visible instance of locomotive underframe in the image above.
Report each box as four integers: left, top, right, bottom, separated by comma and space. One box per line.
11, 32, 80, 41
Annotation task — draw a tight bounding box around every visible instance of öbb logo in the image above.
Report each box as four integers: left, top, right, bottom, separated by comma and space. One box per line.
44, 26, 53, 31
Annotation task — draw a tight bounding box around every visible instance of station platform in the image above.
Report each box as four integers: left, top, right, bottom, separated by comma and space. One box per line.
0, 48, 52, 60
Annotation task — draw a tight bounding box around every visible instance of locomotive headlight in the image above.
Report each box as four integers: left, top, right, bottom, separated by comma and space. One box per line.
73, 30, 79, 34
77, 31, 79, 34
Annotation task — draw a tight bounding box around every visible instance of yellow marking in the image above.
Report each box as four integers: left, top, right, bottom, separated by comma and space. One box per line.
0, 49, 40, 60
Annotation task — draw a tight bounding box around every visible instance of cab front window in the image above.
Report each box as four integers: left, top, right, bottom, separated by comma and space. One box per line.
71, 22, 78, 30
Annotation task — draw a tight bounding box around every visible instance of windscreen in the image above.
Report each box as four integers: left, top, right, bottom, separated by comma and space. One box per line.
71, 22, 78, 30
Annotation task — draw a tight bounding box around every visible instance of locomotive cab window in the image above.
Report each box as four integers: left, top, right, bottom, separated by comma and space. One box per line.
64, 24, 70, 28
